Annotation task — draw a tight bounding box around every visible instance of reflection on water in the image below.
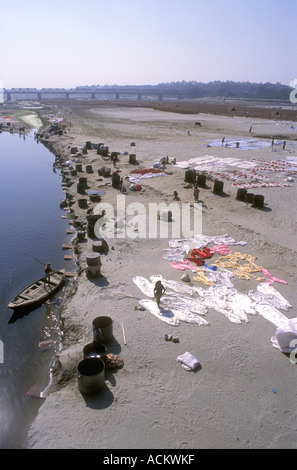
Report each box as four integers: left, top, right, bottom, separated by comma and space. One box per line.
0, 131, 75, 448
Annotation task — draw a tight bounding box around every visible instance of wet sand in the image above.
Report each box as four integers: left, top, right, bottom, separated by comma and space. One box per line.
25, 101, 297, 449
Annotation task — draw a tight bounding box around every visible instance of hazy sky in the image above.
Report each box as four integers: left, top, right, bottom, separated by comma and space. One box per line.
1, 0, 296, 88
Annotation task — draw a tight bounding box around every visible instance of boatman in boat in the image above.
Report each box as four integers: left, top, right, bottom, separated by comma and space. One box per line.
44, 263, 52, 284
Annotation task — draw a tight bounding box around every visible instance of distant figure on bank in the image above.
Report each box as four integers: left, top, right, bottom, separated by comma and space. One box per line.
283, 141, 286, 150
271, 138, 275, 148
154, 280, 166, 308
173, 190, 180, 200
193, 185, 200, 203
112, 154, 118, 167
44, 263, 52, 284
249, 126, 252, 133
222, 137, 225, 145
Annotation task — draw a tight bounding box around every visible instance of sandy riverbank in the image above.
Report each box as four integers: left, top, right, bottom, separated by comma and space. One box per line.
26, 101, 297, 449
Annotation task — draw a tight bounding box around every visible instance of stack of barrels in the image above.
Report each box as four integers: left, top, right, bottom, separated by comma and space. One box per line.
86, 252, 102, 277
236, 188, 265, 208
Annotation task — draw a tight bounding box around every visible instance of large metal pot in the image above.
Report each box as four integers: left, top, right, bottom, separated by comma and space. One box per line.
77, 358, 105, 394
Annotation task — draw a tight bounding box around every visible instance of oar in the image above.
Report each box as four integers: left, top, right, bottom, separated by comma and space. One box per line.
35, 258, 45, 265
35, 258, 56, 272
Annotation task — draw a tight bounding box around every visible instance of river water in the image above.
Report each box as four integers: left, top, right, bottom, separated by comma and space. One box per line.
0, 130, 75, 448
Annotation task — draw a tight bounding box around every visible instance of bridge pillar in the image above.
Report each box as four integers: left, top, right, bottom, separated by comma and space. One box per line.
66, 92, 70, 99
91, 92, 95, 100
6, 92, 11, 102
137, 93, 142, 100
115, 93, 120, 99
158, 93, 163, 101
37, 92, 41, 100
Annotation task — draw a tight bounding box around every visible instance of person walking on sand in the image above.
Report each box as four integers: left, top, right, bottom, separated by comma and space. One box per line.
193, 185, 200, 203
44, 263, 52, 284
154, 280, 166, 308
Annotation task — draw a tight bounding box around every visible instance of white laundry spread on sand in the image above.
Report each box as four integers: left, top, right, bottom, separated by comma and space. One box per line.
133, 234, 291, 329
205, 138, 271, 150
150, 274, 204, 296
133, 275, 290, 327
248, 283, 292, 311
133, 276, 155, 298
175, 155, 257, 170
129, 172, 165, 183
253, 304, 289, 328
200, 284, 249, 324
134, 276, 208, 325
192, 234, 247, 248
138, 299, 180, 326
161, 293, 208, 317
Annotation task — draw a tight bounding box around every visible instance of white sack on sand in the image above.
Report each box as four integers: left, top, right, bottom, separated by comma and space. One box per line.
271, 318, 297, 352
176, 352, 201, 371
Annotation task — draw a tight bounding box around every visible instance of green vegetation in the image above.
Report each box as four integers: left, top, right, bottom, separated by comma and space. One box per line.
113, 80, 292, 100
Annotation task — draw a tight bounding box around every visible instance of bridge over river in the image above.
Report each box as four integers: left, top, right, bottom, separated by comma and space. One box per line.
3, 87, 184, 102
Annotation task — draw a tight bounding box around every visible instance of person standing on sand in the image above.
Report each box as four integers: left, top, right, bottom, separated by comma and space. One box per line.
173, 191, 180, 200
193, 185, 200, 203
154, 281, 166, 308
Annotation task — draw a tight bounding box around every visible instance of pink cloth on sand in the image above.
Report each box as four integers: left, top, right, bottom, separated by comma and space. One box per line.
210, 244, 232, 256
170, 260, 197, 272
261, 267, 288, 285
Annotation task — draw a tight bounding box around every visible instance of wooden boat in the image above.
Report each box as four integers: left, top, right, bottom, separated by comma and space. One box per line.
7, 270, 66, 310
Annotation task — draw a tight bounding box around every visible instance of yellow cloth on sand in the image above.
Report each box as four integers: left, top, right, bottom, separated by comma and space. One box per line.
214, 252, 265, 282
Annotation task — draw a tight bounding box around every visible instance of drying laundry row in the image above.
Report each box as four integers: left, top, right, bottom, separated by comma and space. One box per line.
133, 274, 291, 328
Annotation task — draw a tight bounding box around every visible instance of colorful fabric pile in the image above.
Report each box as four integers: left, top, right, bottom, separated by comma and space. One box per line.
129, 168, 164, 184
187, 247, 212, 266
130, 168, 163, 175
176, 155, 296, 189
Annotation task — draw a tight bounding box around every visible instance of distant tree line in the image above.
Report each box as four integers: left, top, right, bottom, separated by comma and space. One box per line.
99, 80, 291, 100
